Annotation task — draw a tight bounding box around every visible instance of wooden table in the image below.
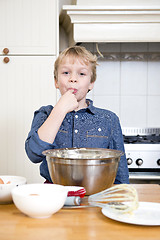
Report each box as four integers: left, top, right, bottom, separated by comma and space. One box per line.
0, 184, 160, 240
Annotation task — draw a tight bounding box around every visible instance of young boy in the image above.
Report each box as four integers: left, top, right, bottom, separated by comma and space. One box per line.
25, 46, 129, 184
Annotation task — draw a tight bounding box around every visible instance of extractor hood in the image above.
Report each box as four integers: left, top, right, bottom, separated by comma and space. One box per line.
59, 1, 160, 44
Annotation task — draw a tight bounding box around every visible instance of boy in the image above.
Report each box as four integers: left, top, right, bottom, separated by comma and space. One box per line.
25, 46, 129, 184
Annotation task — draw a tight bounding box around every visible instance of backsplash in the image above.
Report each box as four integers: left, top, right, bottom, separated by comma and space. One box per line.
82, 43, 160, 128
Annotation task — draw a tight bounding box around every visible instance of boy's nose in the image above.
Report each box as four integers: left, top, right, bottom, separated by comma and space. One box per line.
69, 74, 77, 82
70, 78, 77, 83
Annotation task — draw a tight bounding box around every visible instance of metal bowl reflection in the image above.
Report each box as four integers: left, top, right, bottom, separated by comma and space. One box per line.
43, 148, 123, 195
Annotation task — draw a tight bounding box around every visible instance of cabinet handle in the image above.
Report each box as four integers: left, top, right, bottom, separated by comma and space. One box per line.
3, 48, 9, 55
3, 57, 10, 63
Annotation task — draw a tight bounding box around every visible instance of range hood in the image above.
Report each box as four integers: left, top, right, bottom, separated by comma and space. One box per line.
59, 0, 160, 44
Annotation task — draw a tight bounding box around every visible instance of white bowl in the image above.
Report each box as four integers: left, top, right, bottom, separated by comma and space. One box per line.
0, 175, 27, 204
11, 184, 68, 219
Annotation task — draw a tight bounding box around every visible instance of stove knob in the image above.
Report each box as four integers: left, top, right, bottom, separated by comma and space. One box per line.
127, 158, 133, 165
136, 158, 143, 166
157, 159, 160, 166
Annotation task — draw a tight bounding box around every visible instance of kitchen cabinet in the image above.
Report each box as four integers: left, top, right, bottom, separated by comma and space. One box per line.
0, 56, 56, 182
0, 0, 59, 183
60, 0, 160, 44
0, 0, 58, 55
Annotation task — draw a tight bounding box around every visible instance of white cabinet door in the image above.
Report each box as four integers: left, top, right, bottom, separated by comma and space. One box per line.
0, 56, 56, 183
0, 0, 58, 55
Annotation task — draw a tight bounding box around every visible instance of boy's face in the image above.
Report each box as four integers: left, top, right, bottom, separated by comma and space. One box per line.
55, 56, 94, 103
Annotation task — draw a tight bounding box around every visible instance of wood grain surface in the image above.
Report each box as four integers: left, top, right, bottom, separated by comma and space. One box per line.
0, 184, 160, 240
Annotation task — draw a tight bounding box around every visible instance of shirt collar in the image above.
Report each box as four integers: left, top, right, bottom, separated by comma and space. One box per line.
86, 99, 97, 115
70, 99, 97, 115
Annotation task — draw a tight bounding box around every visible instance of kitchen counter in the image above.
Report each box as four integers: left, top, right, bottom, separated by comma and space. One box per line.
0, 184, 160, 240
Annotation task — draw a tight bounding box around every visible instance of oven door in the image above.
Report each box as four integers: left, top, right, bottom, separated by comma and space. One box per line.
129, 169, 160, 184
124, 143, 160, 184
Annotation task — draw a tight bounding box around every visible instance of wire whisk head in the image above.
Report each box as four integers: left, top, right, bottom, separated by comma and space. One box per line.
88, 184, 139, 213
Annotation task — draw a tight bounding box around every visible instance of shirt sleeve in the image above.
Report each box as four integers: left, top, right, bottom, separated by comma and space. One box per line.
109, 113, 129, 184
25, 106, 58, 163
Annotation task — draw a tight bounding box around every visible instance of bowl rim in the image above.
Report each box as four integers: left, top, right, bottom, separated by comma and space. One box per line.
0, 175, 27, 185
42, 148, 124, 160
11, 183, 68, 197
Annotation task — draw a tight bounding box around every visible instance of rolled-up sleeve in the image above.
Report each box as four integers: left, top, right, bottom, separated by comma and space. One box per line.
25, 105, 57, 163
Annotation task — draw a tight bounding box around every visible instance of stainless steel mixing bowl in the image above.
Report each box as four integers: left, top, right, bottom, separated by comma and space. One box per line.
43, 148, 123, 195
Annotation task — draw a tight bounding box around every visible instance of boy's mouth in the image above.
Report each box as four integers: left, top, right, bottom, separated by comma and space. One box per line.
68, 88, 77, 94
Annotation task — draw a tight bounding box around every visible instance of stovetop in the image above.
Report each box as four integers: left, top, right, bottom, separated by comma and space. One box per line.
123, 135, 160, 144
122, 127, 160, 144
122, 128, 160, 171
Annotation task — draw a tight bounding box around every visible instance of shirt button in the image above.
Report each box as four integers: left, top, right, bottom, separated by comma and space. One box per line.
75, 115, 78, 119
98, 128, 102, 132
75, 129, 78, 133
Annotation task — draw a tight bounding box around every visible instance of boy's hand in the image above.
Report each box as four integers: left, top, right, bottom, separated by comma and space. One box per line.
56, 90, 79, 113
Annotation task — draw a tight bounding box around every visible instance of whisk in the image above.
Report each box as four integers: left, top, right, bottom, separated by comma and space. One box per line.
65, 184, 139, 213
87, 184, 139, 213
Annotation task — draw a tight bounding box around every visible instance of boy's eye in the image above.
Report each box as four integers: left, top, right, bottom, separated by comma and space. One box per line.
80, 72, 86, 76
63, 71, 69, 75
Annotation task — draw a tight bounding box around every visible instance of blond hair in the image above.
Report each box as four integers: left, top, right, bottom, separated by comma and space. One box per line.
54, 46, 97, 83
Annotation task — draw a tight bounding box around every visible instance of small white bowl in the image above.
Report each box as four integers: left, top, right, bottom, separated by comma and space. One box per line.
0, 175, 27, 204
11, 184, 68, 219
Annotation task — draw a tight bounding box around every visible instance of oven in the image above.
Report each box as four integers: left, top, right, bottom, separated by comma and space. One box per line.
122, 128, 160, 184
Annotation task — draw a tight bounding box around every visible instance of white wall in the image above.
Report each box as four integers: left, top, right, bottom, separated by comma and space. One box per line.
83, 43, 160, 128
